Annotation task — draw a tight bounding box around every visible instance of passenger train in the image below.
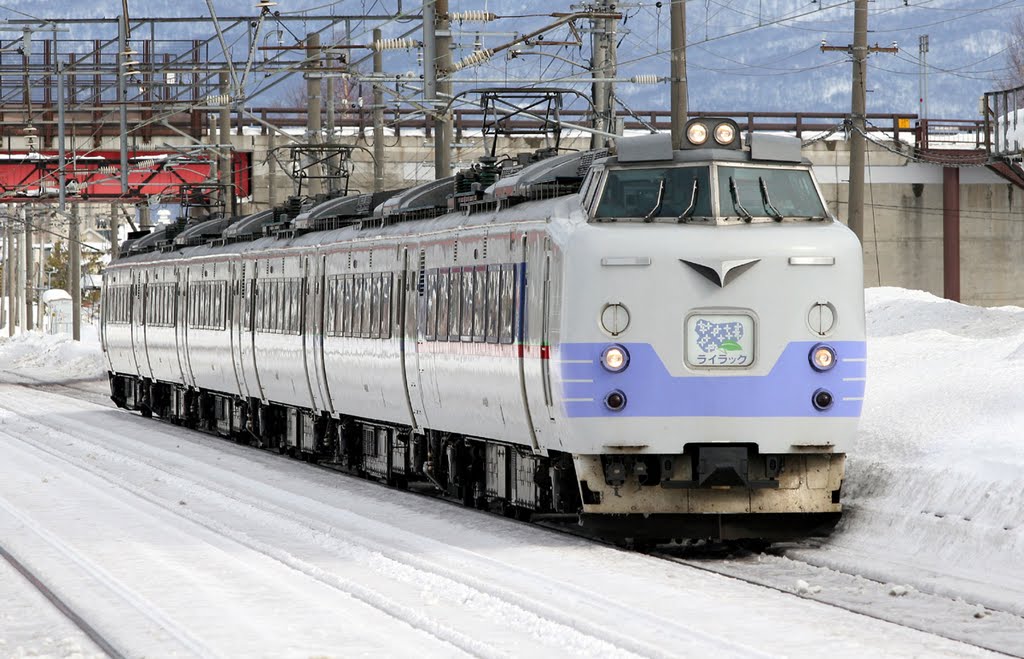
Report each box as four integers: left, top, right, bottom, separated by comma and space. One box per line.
102, 118, 866, 543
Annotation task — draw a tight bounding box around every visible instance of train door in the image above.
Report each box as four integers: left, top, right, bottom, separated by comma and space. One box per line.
230, 260, 249, 397
180, 268, 197, 388
309, 254, 333, 414
400, 246, 426, 429
129, 270, 145, 377
239, 261, 263, 401
298, 255, 320, 411
517, 233, 554, 451
173, 267, 189, 385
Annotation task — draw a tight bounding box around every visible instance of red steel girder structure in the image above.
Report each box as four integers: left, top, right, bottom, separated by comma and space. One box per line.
0, 150, 250, 203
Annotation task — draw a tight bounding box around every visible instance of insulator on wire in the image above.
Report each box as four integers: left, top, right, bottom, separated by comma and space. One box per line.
374, 37, 417, 52
629, 74, 661, 85
204, 93, 231, 106
451, 49, 494, 71
449, 11, 497, 22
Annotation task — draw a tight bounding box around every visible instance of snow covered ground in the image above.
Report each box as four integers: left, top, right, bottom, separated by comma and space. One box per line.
0, 287, 1021, 657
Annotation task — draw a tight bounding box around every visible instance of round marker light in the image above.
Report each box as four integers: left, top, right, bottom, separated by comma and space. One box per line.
809, 343, 837, 372
686, 122, 708, 146
604, 390, 627, 412
713, 122, 736, 145
601, 344, 630, 372
812, 388, 834, 411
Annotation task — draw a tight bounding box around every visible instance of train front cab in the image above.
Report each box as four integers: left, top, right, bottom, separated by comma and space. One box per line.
560, 122, 865, 540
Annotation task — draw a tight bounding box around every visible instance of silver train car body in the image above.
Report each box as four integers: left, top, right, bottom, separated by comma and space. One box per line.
102, 121, 865, 541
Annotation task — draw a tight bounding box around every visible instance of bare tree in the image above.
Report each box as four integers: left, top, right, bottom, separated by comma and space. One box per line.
1001, 14, 1024, 89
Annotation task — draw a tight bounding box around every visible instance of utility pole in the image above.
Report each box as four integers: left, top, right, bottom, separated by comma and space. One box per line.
23, 206, 32, 331
11, 221, 19, 335
820, 2, 897, 246
590, 1, 618, 148
848, 0, 868, 244
435, 0, 453, 178
373, 27, 385, 192
70, 205, 80, 341
670, 0, 688, 150
918, 35, 929, 124
117, 14, 130, 196
1, 218, 7, 332
305, 32, 323, 196
110, 202, 120, 259
218, 71, 232, 214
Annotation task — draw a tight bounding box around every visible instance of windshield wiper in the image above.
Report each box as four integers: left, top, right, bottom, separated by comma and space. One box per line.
759, 177, 784, 222
676, 179, 699, 223
642, 178, 666, 223
728, 177, 752, 222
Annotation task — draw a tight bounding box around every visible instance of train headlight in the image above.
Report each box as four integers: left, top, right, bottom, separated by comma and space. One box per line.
601, 344, 630, 372
604, 390, 627, 412
713, 122, 736, 145
686, 122, 708, 146
809, 343, 836, 371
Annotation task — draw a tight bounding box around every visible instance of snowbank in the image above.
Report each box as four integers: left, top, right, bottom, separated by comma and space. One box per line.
811, 288, 1024, 614
0, 326, 106, 384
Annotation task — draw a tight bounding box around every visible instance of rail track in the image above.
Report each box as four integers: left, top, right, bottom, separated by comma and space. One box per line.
3, 377, 1016, 658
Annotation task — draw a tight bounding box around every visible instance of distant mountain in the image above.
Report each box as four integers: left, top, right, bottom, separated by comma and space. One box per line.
5, 0, 1015, 120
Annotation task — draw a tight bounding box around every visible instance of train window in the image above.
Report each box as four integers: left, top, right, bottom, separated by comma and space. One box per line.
293, 280, 302, 334
279, 280, 287, 333
473, 268, 486, 343
370, 275, 382, 339
486, 268, 500, 344
268, 281, 278, 332
343, 276, 353, 337
213, 283, 222, 329
285, 280, 294, 333
448, 269, 461, 342
337, 277, 346, 336
242, 280, 252, 331
595, 166, 711, 220
716, 166, 826, 218
381, 273, 392, 339
436, 269, 449, 342
360, 276, 372, 338
499, 265, 515, 344
325, 278, 335, 336
425, 270, 437, 341
352, 276, 364, 337
460, 269, 474, 341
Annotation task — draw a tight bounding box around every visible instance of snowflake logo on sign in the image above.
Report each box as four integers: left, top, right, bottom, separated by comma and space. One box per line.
694, 318, 744, 353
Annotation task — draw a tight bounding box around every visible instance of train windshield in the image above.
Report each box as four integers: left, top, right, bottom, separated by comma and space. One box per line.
717, 166, 826, 219
595, 166, 712, 220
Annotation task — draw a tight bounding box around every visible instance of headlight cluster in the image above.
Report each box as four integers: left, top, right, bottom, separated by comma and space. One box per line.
601, 344, 630, 412
684, 118, 740, 149
809, 343, 837, 412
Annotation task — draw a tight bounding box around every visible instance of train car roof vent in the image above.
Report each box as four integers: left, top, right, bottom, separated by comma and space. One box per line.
172, 216, 233, 247
221, 208, 276, 242
617, 133, 673, 163
124, 225, 173, 256
379, 176, 455, 225
293, 189, 405, 232
491, 149, 608, 203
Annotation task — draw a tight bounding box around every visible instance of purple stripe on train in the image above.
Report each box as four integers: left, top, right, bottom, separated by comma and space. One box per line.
559, 341, 866, 418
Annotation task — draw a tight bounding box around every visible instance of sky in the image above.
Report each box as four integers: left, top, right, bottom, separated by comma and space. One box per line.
0, 285, 1021, 656
0, 0, 1017, 119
